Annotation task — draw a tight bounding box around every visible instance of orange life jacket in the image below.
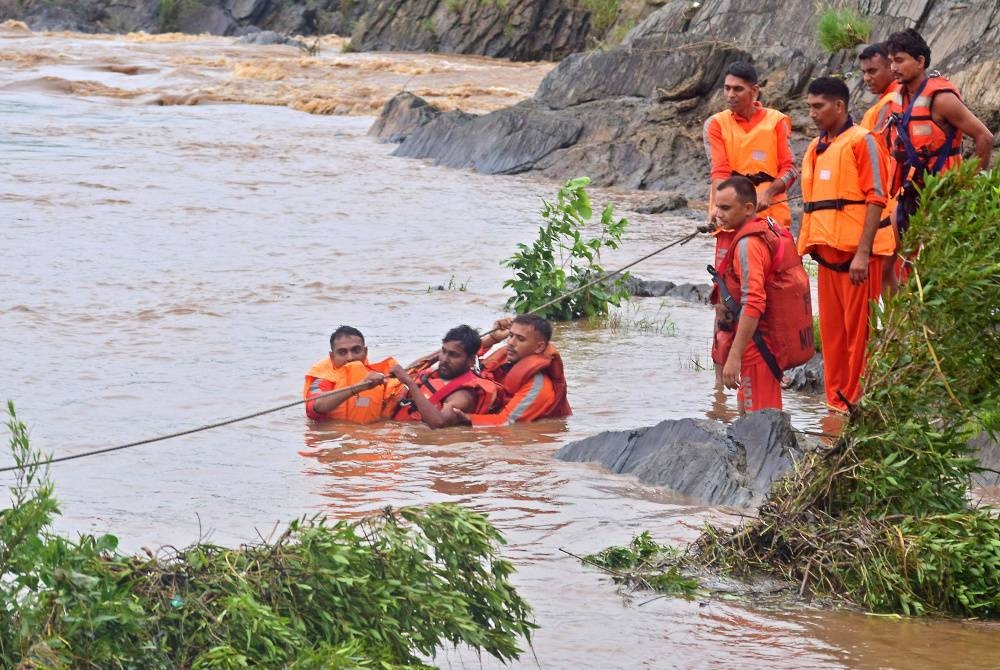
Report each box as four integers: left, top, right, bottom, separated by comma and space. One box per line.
709, 217, 815, 378
889, 75, 963, 187
798, 123, 895, 260
712, 107, 792, 227
861, 82, 900, 234
483, 344, 572, 419
390, 368, 501, 421
303, 357, 400, 424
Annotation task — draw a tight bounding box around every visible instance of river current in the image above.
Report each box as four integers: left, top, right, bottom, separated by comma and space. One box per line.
2, 27, 999, 669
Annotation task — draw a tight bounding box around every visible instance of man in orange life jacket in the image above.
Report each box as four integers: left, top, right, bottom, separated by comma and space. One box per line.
387, 324, 500, 429
303, 325, 401, 424
884, 29, 993, 232
859, 42, 903, 294
711, 176, 784, 412
798, 76, 893, 413
453, 314, 571, 426
703, 61, 797, 387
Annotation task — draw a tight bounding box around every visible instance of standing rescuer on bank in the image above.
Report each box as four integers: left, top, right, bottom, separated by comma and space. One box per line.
884, 28, 993, 233
798, 76, 893, 413
709, 177, 791, 412
703, 61, 797, 387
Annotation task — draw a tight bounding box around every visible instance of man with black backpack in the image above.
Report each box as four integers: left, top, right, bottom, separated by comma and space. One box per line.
708, 176, 813, 413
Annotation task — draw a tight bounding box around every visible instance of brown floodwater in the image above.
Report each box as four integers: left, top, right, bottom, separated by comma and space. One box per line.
2, 29, 999, 669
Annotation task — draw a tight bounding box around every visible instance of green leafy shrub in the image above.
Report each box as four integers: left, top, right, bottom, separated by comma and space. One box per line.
0, 402, 536, 667
816, 7, 871, 54
584, 532, 704, 599
503, 177, 630, 321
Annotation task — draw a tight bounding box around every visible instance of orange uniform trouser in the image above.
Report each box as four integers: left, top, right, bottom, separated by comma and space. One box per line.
737, 340, 782, 413
816, 246, 883, 412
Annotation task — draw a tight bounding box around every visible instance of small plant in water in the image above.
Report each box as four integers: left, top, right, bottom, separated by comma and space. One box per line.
503, 177, 630, 321
427, 274, 470, 292
585, 531, 705, 600
816, 6, 871, 54
587, 300, 677, 335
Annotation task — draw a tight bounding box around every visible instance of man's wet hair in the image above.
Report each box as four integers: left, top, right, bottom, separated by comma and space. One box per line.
807, 76, 850, 106
330, 325, 365, 349
858, 43, 888, 61
443, 324, 481, 358
725, 61, 758, 85
513, 314, 552, 343
885, 28, 932, 69
717, 175, 758, 207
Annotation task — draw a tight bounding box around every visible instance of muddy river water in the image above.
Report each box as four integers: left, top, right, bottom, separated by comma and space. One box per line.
2, 27, 999, 669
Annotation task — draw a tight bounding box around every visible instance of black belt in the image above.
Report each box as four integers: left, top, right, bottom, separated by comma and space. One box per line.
803, 198, 866, 213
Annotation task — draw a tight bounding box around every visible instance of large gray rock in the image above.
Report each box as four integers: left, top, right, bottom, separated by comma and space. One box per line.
622, 275, 711, 303
556, 410, 803, 508
393, 100, 583, 175
369, 91, 443, 143
373, 0, 1000, 192
781, 352, 824, 394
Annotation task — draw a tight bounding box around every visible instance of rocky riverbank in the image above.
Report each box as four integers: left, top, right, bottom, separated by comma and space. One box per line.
371, 0, 1000, 197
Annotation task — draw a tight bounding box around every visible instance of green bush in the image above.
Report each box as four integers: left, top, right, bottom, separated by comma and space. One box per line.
816, 7, 871, 54
0, 402, 536, 667
503, 177, 630, 321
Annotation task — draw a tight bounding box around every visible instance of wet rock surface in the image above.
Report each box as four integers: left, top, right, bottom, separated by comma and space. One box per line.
556, 409, 804, 508
374, 0, 1000, 193
780, 352, 824, 394
622, 275, 711, 303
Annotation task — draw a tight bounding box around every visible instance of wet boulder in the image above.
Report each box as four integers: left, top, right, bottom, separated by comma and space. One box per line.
622, 275, 711, 303
369, 92, 443, 143
781, 352, 824, 394
556, 410, 803, 508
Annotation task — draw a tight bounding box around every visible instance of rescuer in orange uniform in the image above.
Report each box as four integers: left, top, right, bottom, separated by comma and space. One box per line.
858, 42, 903, 294
704, 61, 797, 387
711, 176, 784, 413
304, 325, 401, 424
387, 324, 500, 429
453, 314, 571, 426
798, 77, 893, 413
884, 28, 993, 233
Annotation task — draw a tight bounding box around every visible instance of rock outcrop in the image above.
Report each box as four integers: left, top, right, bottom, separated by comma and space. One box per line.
556, 410, 805, 508
375, 0, 1000, 194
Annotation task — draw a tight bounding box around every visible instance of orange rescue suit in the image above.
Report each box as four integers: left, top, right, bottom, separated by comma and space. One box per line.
390, 368, 500, 422
798, 122, 888, 412
798, 124, 894, 259
466, 344, 572, 426
861, 82, 900, 227
303, 357, 401, 424
707, 106, 794, 227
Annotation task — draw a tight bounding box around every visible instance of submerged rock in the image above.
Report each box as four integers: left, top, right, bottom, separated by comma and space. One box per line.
556, 410, 804, 508
622, 275, 711, 303
369, 92, 442, 143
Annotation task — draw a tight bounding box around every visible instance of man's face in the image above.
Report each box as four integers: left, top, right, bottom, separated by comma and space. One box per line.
713, 186, 755, 231
437, 339, 473, 380
807, 93, 842, 134
860, 54, 894, 95
506, 322, 546, 365
888, 50, 925, 86
723, 75, 758, 116
330, 334, 367, 367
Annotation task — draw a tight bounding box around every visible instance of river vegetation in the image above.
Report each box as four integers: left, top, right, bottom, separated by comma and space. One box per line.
503, 177, 630, 321
590, 163, 1000, 617
0, 403, 535, 668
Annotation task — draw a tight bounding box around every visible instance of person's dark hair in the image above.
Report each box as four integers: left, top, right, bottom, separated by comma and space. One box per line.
885, 28, 931, 69
512, 314, 552, 343
807, 76, 850, 106
330, 325, 365, 349
443, 324, 481, 358
858, 42, 888, 61
724, 61, 758, 85
716, 175, 758, 207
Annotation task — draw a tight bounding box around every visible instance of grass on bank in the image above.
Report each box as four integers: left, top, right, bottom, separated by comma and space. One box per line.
0, 402, 536, 668
584, 163, 1000, 617
816, 6, 871, 54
